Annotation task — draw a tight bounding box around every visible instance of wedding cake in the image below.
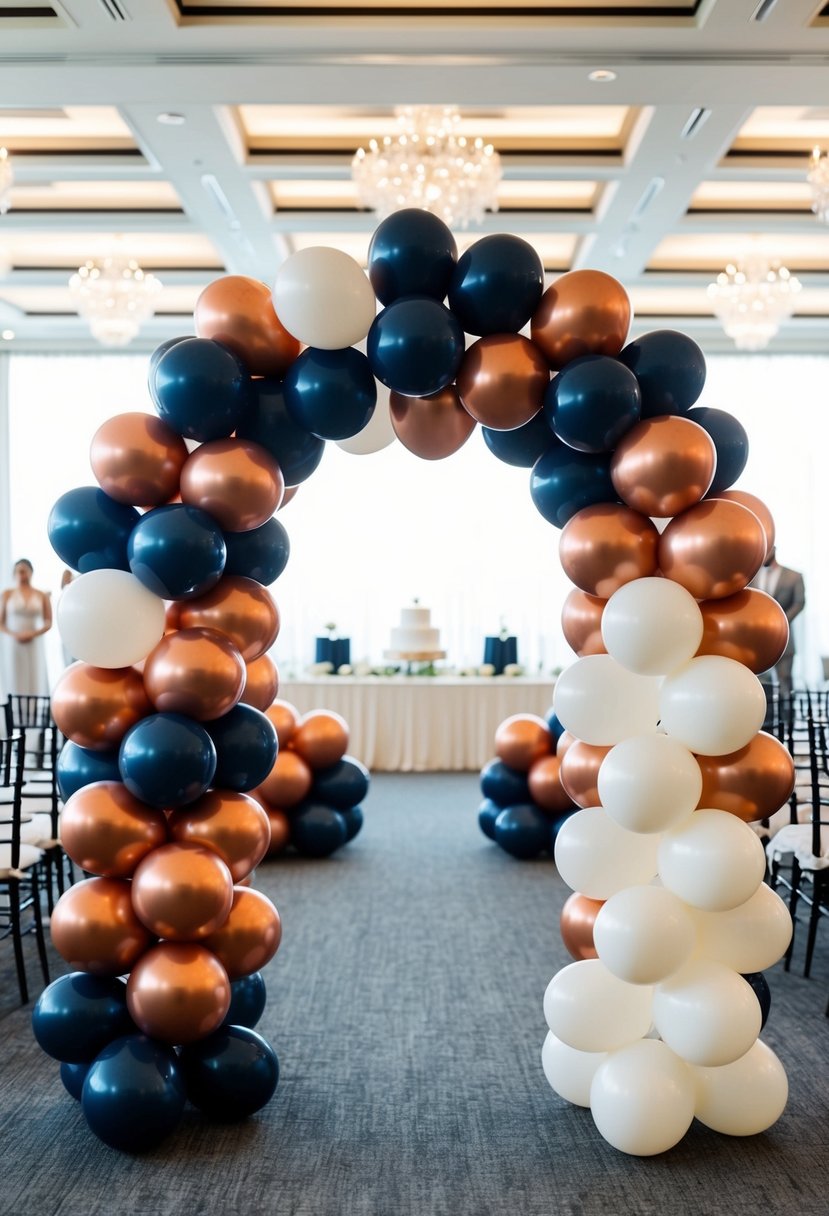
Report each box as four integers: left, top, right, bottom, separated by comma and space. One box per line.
385, 604, 446, 658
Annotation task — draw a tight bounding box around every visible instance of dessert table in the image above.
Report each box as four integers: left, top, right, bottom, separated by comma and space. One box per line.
277, 675, 555, 772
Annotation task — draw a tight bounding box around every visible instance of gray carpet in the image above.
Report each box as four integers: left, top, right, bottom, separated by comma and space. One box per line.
0, 773, 827, 1216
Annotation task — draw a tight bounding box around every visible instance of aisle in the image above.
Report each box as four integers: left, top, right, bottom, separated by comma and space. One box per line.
0, 775, 826, 1216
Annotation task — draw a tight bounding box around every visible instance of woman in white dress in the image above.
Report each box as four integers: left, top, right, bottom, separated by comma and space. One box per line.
0, 559, 52, 696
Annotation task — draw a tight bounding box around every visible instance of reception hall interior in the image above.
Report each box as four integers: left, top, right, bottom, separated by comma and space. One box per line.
0, 2, 828, 1213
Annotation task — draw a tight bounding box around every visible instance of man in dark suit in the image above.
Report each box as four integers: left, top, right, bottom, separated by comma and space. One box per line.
750, 546, 805, 697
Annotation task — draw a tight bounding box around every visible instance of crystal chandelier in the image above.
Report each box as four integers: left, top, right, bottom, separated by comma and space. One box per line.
707, 253, 801, 351
352, 105, 502, 229
69, 252, 162, 347
0, 147, 13, 215
807, 146, 829, 223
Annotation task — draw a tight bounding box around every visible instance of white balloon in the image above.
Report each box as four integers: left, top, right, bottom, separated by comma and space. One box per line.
336, 387, 395, 455
543, 959, 653, 1053
658, 809, 766, 912
594, 885, 697, 985
652, 958, 761, 1067
659, 656, 766, 756
598, 733, 702, 834
555, 807, 661, 899
693, 883, 792, 972
57, 570, 165, 668
693, 1040, 788, 1135
590, 1039, 696, 1156
541, 1030, 606, 1107
602, 577, 703, 677
553, 655, 661, 746
272, 246, 376, 350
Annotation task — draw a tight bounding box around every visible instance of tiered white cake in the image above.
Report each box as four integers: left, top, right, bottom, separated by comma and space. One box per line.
385, 605, 446, 659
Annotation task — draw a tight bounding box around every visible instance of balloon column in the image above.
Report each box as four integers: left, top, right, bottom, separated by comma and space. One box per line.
478, 710, 577, 858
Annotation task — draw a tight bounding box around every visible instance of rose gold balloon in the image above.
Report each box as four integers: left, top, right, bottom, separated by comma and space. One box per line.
265, 699, 300, 747
52, 662, 151, 751
257, 749, 313, 809
165, 601, 182, 633
561, 589, 607, 657
279, 485, 299, 509
168, 790, 271, 883
697, 731, 795, 823
60, 781, 168, 878
560, 740, 611, 808
698, 589, 789, 673
716, 490, 776, 561
456, 334, 549, 430
291, 710, 349, 770
531, 270, 631, 370
143, 627, 246, 720
560, 892, 604, 961
180, 438, 284, 532
195, 275, 300, 377
265, 808, 291, 856
528, 754, 574, 813
178, 576, 279, 662
240, 653, 280, 711
90, 412, 188, 507
610, 416, 716, 518
131, 842, 234, 941
557, 730, 576, 759
559, 504, 659, 599
200, 886, 282, 979
50, 877, 153, 976
494, 714, 552, 772
659, 500, 767, 600
389, 386, 476, 460
126, 941, 231, 1045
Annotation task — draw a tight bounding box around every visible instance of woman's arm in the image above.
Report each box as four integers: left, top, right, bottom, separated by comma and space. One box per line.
0, 589, 12, 636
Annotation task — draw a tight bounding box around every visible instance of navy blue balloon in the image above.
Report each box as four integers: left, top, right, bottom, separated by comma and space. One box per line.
148, 335, 190, 408
284, 347, 377, 441
180, 1025, 278, 1122
478, 797, 501, 841
530, 440, 616, 529
338, 804, 364, 843
119, 713, 216, 808
544, 355, 641, 453
449, 234, 544, 336
549, 808, 577, 849
57, 742, 121, 801
618, 330, 706, 419
494, 804, 550, 859
742, 971, 771, 1030
236, 378, 325, 486
368, 208, 457, 305
368, 296, 464, 398
290, 803, 348, 857
82, 1035, 186, 1153
223, 972, 267, 1030
60, 1060, 92, 1101
127, 503, 226, 600
480, 758, 530, 808
32, 973, 132, 1063
48, 487, 141, 574
311, 755, 370, 810
223, 517, 290, 586
687, 406, 749, 495
482, 411, 555, 468
544, 710, 565, 744
204, 704, 278, 793
154, 337, 250, 442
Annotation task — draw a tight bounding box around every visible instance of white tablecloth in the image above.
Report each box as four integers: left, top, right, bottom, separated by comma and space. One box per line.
277, 676, 555, 772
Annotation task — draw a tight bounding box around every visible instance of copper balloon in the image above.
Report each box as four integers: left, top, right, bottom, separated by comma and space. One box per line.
279, 485, 299, 509
715, 490, 776, 560
531, 270, 631, 370
131, 842, 234, 941
561, 589, 607, 657
494, 714, 552, 772
180, 438, 284, 532
195, 274, 300, 377
291, 710, 349, 770
557, 730, 576, 759
265, 808, 291, 856
559, 503, 659, 598
265, 698, 300, 747
697, 731, 795, 823
560, 892, 604, 961
165, 600, 182, 633
659, 500, 767, 600
560, 740, 611, 808
50, 877, 153, 976
456, 334, 549, 430
178, 576, 280, 662
528, 754, 574, 813
200, 886, 282, 980
90, 412, 188, 507
240, 653, 280, 712
126, 941, 231, 1045
143, 627, 246, 720
52, 662, 151, 751
257, 749, 313, 809
60, 781, 168, 878
168, 789, 271, 883
610, 415, 716, 518
698, 588, 789, 673
389, 386, 476, 459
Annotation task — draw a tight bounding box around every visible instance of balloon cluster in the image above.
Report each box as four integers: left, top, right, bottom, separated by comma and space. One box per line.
252, 702, 369, 858
478, 710, 577, 858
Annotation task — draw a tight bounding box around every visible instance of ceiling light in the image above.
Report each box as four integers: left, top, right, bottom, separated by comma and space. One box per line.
807, 147, 829, 223
0, 148, 14, 215
1, 329, 14, 340
707, 252, 800, 351
588, 69, 617, 83
69, 251, 162, 347
157, 112, 186, 126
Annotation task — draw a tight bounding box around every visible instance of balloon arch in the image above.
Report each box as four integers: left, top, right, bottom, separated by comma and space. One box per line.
33, 210, 791, 1156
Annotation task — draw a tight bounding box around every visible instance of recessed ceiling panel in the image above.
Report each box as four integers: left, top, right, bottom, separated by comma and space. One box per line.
270, 178, 599, 212
689, 180, 815, 213
728, 107, 829, 159
7, 180, 182, 212
0, 106, 137, 152
0, 284, 201, 317
0, 232, 224, 270
178, 1, 701, 22
649, 232, 829, 273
